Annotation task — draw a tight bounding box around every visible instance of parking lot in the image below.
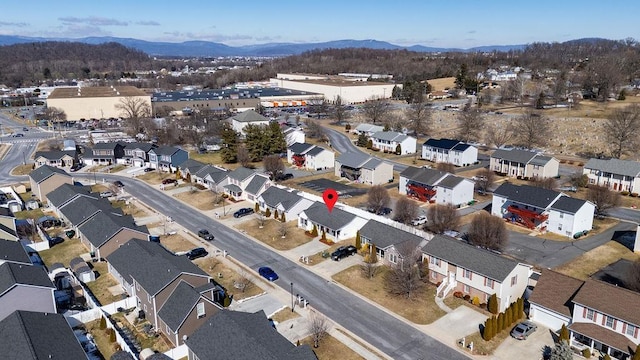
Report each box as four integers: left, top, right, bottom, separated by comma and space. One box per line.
300, 178, 366, 197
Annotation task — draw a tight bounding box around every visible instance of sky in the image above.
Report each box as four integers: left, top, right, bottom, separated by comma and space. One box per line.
1, 0, 639, 48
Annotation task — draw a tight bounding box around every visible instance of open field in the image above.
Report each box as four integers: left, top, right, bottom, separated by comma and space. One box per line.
189, 151, 261, 170
193, 257, 264, 300
236, 219, 313, 251
332, 265, 445, 324
301, 334, 365, 360
173, 189, 218, 210
553, 241, 640, 280
428, 77, 456, 91
85, 262, 121, 306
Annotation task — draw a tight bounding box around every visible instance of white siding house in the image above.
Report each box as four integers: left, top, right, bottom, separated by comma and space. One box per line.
353, 123, 384, 136
283, 127, 305, 147
335, 152, 393, 185
421, 138, 478, 166
583, 158, 640, 193
287, 143, 334, 170
297, 203, 367, 241
229, 110, 270, 135
256, 186, 314, 220
370, 131, 417, 155
399, 166, 473, 206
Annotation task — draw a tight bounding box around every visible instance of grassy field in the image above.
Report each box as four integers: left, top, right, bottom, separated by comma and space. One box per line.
38, 238, 88, 267
236, 219, 313, 251
305, 239, 354, 266
332, 265, 446, 324
159, 233, 196, 253
302, 335, 365, 360
193, 257, 265, 301
427, 77, 456, 91
85, 319, 118, 360
189, 151, 261, 170
173, 189, 219, 210
12, 208, 46, 220
11, 164, 33, 175
85, 262, 121, 306
270, 307, 300, 323
553, 241, 640, 280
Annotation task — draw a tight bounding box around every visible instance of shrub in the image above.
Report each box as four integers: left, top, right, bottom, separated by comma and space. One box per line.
274, 209, 279, 219
265, 208, 271, 218
488, 293, 499, 314
463, 294, 471, 301
321, 230, 326, 241
254, 203, 260, 213
472, 296, 480, 306
345, 124, 351, 131
622, 191, 630, 196
311, 224, 318, 237
395, 144, 402, 155
366, 139, 373, 149
453, 291, 464, 298
355, 231, 361, 249
280, 212, 286, 222
99, 316, 107, 330
479, 303, 487, 310
559, 324, 570, 342
482, 318, 493, 341
632, 193, 639, 198
582, 348, 591, 358
109, 328, 116, 342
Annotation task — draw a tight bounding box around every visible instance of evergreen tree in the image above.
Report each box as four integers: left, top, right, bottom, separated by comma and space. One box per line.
370, 244, 378, 263
483, 318, 492, 341
321, 230, 326, 241
355, 231, 361, 249
549, 340, 573, 360
274, 209, 279, 220
633, 344, 640, 360
505, 306, 512, 326
497, 312, 505, 333
357, 132, 368, 147
99, 316, 106, 330
265, 208, 271, 218
366, 139, 373, 149
517, 298, 524, 319
383, 123, 391, 131
254, 203, 260, 213
488, 293, 499, 314
267, 121, 287, 154
395, 144, 401, 155
244, 124, 269, 161
311, 224, 318, 236
603, 354, 611, 360
559, 324, 570, 342
220, 124, 240, 163
280, 212, 286, 222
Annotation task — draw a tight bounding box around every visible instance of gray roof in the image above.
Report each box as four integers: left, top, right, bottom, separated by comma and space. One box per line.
493, 183, 562, 209
529, 155, 553, 166
584, 158, 640, 178
110, 351, 136, 360
59, 196, 123, 226
245, 175, 268, 195
336, 152, 370, 168
288, 142, 315, 154
0, 262, 54, 295
423, 235, 521, 282
78, 212, 148, 248
423, 138, 463, 149
400, 166, 448, 186
196, 165, 228, 183
106, 239, 208, 296
362, 157, 383, 170
306, 146, 326, 156
28, 165, 71, 183
0, 310, 88, 360
549, 196, 589, 214
354, 123, 384, 133
359, 220, 424, 249
123, 142, 155, 152
70, 257, 91, 274
0, 208, 13, 217
46, 183, 96, 209
437, 175, 467, 189
177, 158, 206, 173
92, 142, 120, 150
0, 239, 32, 265
184, 310, 317, 360
33, 150, 76, 160
152, 146, 181, 156
491, 148, 539, 164
223, 184, 242, 193
228, 167, 256, 182
158, 281, 210, 331
229, 109, 270, 123
259, 187, 303, 210
370, 131, 410, 142
302, 202, 357, 230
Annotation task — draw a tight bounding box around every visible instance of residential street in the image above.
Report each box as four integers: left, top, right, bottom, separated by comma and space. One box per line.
73, 173, 470, 360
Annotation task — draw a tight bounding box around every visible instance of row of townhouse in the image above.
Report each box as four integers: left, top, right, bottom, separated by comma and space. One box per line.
422, 138, 478, 167
490, 148, 560, 179
529, 270, 640, 359
352, 124, 418, 154
335, 151, 394, 185
399, 166, 475, 206
287, 142, 335, 170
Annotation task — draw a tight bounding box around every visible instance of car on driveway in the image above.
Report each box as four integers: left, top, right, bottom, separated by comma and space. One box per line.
258, 266, 279, 281
510, 321, 537, 340
233, 208, 254, 218
197, 229, 214, 241
144, 167, 154, 172
368, 207, 392, 216
411, 215, 427, 226
331, 245, 358, 261
49, 236, 64, 247
22, 127, 29, 131
99, 191, 114, 198
186, 247, 208, 260
162, 178, 177, 185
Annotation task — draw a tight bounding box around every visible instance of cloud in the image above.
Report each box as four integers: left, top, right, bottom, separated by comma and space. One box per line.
0, 21, 28, 27
467, 30, 477, 34
157, 31, 253, 44
58, 16, 128, 26
255, 35, 281, 42
35, 25, 113, 38
136, 21, 160, 26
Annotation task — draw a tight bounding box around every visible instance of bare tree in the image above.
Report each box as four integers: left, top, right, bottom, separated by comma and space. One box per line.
115, 96, 151, 120
237, 145, 251, 168
255, 212, 266, 228
511, 110, 551, 148
603, 105, 640, 159
263, 154, 285, 179
587, 185, 621, 215
362, 96, 391, 124
426, 204, 459, 234
393, 197, 419, 225
278, 221, 288, 238
360, 259, 379, 279
233, 271, 254, 293
467, 212, 508, 251
436, 162, 455, 173
625, 260, 640, 292
384, 241, 425, 299
41, 106, 67, 122
474, 168, 495, 193
304, 119, 326, 140
331, 95, 350, 124
404, 101, 432, 136
367, 185, 390, 214
484, 122, 513, 148
569, 172, 589, 188
308, 313, 329, 348
308, 96, 329, 117
530, 177, 557, 190
456, 106, 485, 143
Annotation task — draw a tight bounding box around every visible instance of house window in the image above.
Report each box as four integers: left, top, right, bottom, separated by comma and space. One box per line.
147, 294, 151, 303
627, 324, 637, 337
485, 278, 495, 289
586, 309, 594, 320
605, 316, 614, 328
559, 213, 564, 219
558, 224, 562, 231
430, 257, 441, 266
463, 284, 470, 293
389, 253, 397, 263
431, 272, 437, 279
197, 302, 205, 318
510, 275, 517, 286
166, 324, 171, 333
463, 269, 472, 279
136, 283, 140, 291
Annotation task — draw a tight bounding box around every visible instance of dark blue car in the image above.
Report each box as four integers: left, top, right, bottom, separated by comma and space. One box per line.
258, 266, 279, 281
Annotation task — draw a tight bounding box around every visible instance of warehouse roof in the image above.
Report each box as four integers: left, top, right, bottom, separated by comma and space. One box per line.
48, 86, 147, 99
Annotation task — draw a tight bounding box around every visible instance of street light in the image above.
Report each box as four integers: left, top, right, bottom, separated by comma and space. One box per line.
290, 282, 294, 312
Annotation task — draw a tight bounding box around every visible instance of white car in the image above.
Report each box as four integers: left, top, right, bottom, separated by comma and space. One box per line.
99, 191, 114, 198
411, 215, 427, 226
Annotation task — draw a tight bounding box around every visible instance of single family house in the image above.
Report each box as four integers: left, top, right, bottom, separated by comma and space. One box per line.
353, 123, 384, 137
490, 149, 559, 179
0, 262, 56, 321
298, 202, 367, 241
287, 142, 334, 170
358, 219, 427, 265
33, 150, 78, 169
28, 165, 73, 204
82, 142, 125, 166
370, 131, 417, 155
229, 110, 270, 135
149, 146, 189, 172
256, 186, 314, 220
119, 142, 156, 167
77, 211, 149, 260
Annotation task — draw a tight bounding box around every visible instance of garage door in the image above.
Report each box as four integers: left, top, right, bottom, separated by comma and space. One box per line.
530, 304, 570, 332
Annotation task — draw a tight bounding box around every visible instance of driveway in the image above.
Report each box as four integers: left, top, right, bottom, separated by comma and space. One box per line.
425, 305, 488, 346
493, 322, 554, 360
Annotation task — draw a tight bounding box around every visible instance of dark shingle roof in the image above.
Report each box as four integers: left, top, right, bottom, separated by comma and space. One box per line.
572, 279, 640, 326
0, 310, 88, 360
245, 175, 268, 195
336, 152, 370, 168
185, 310, 317, 360
400, 166, 448, 186
493, 183, 561, 209
491, 148, 539, 164
0, 239, 32, 265
152, 146, 180, 156
46, 184, 96, 209
529, 155, 553, 166
422, 235, 521, 282
437, 175, 467, 189
229, 109, 270, 123
106, 240, 208, 296
302, 202, 357, 230
59, 196, 122, 226
528, 270, 583, 318
359, 220, 424, 249
306, 146, 326, 156
258, 187, 303, 210
158, 281, 204, 331
177, 159, 206, 173
423, 138, 463, 150
33, 150, 76, 161
452, 143, 471, 151
196, 165, 228, 183
0, 262, 54, 294
224, 184, 242, 193
29, 165, 70, 183
289, 142, 315, 154
78, 212, 148, 248
549, 196, 589, 214
123, 142, 155, 152
584, 158, 640, 178
228, 167, 255, 182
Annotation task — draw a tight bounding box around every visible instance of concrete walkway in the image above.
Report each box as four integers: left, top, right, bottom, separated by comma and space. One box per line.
435, 295, 453, 313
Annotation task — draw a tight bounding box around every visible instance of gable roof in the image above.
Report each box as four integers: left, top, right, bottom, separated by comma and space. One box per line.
400, 166, 448, 186
123, 142, 156, 152
359, 220, 424, 249
491, 148, 539, 164
91, 142, 120, 150
0, 262, 54, 295
177, 158, 206, 173
196, 165, 228, 183
336, 152, 370, 168
422, 235, 521, 282
228, 167, 256, 182
0, 240, 32, 265
46, 184, 96, 209
0, 310, 88, 360
230, 109, 270, 123
151, 146, 181, 156
106, 239, 208, 296
436, 175, 467, 189
354, 123, 384, 133
258, 186, 304, 210
245, 174, 269, 195
33, 150, 76, 161
549, 196, 590, 214
78, 212, 148, 248
452, 143, 471, 151
493, 183, 562, 209
306, 146, 326, 156
370, 131, 410, 142
528, 270, 584, 318
158, 281, 215, 331
288, 142, 315, 154
302, 202, 358, 230
529, 155, 554, 166
184, 310, 316, 360
362, 157, 383, 170
572, 279, 640, 326
423, 138, 463, 150
584, 158, 640, 178
28, 165, 70, 183
59, 196, 122, 226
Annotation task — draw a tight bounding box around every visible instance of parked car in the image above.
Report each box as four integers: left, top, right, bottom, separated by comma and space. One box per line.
258, 266, 279, 281
368, 207, 392, 216
162, 178, 177, 185
186, 247, 208, 260
49, 236, 64, 247
144, 167, 154, 172
12, 133, 24, 137
411, 215, 428, 226
197, 229, 214, 241
99, 191, 114, 198
510, 321, 537, 340
70, 164, 83, 172
273, 173, 294, 181
113, 180, 125, 188
233, 208, 254, 218
65, 229, 76, 238
22, 127, 29, 131
331, 245, 358, 261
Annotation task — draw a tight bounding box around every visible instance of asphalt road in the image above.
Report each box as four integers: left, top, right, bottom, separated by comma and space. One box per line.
74, 173, 469, 360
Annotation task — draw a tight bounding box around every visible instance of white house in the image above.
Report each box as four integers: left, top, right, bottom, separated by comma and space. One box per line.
193, 165, 228, 191
353, 123, 384, 137
583, 158, 640, 193
399, 166, 473, 206
256, 186, 314, 220
423, 235, 532, 312
492, 183, 594, 238
287, 142, 334, 170
422, 138, 478, 167
335, 152, 393, 185
297, 202, 367, 241
218, 167, 270, 202
283, 127, 305, 147
490, 149, 559, 179
370, 131, 417, 155
228, 110, 270, 135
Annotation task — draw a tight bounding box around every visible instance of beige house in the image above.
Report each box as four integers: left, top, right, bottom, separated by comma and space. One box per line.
583, 158, 640, 193
47, 86, 151, 121
77, 211, 149, 260
28, 165, 73, 203
0, 208, 18, 241
490, 149, 559, 179
335, 152, 394, 185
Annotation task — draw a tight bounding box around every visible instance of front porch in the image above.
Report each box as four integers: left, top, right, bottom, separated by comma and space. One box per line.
569, 322, 635, 360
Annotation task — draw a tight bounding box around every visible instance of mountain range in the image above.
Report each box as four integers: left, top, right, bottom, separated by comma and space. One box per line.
0, 35, 526, 57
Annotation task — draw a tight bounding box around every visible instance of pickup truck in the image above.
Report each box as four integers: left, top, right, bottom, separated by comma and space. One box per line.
331, 245, 358, 261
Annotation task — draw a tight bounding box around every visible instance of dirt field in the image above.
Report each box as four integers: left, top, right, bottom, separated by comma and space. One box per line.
427, 77, 456, 92
173, 189, 218, 210
553, 241, 639, 280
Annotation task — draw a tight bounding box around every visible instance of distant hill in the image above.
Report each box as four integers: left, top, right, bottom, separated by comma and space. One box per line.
0, 35, 528, 57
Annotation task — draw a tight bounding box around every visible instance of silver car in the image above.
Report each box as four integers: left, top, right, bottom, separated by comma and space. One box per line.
510, 321, 537, 340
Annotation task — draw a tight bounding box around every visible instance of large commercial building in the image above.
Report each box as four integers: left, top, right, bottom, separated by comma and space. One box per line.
47, 86, 151, 121
272, 73, 399, 104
